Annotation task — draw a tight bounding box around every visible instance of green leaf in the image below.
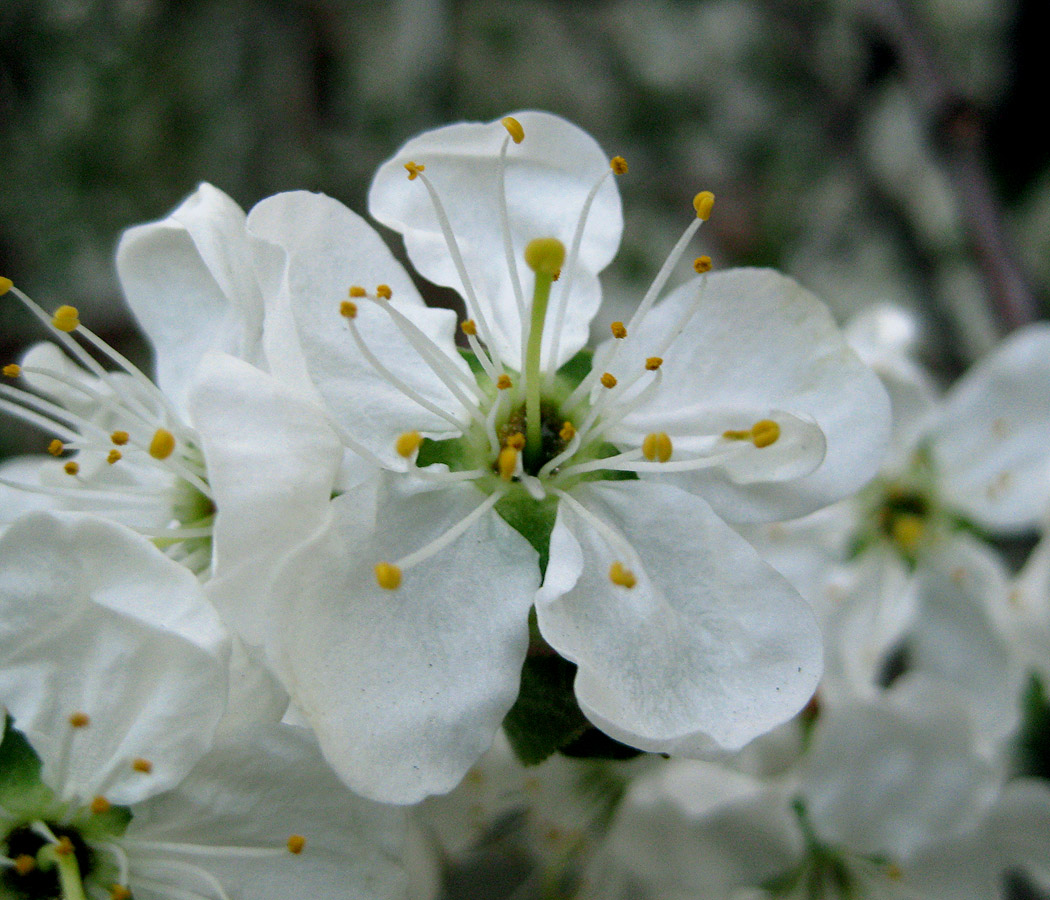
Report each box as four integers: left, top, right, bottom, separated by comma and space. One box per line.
1014, 672, 1050, 778
502, 654, 590, 766
0, 717, 56, 818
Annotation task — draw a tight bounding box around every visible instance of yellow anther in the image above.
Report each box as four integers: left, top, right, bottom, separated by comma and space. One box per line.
375, 562, 402, 590
48, 439, 65, 456
610, 321, 627, 339
91, 795, 112, 814
348, 285, 367, 298
559, 421, 576, 442
132, 757, 153, 773
609, 562, 637, 589
501, 116, 525, 144
2, 363, 20, 377
644, 357, 663, 371
891, 514, 925, 553
339, 300, 358, 319
55, 836, 75, 856
461, 319, 477, 336
149, 428, 176, 460
64, 461, 80, 476
0, 276, 12, 295
693, 191, 715, 221
52, 305, 80, 333
496, 374, 513, 390
610, 156, 629, 175
14, 855, 35, 876
642, 432, 673, 463
287, 834, 306, 854
404, 161, 425, 180
110, 430, 129, 445
395, 431, 423, 458
375, 284, 392, 300
110, 886, 132, 900
600, 372, 617, 389
524, 237, 566, 276
69, 711, 90, 728
506, 432, 526, 451
693, 255, 712, 274
107, 449, 122, 465
750, 419, 780, 448
498, 446, 519, 481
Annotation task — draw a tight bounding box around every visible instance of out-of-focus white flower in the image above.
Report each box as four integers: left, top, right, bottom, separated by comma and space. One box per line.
0, 511, 407, 900
0, 184, 262, 574
191, 110, 890, 803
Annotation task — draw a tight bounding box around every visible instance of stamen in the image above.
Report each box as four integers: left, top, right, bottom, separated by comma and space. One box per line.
404, 162, 425, 180
52, 305, 80, 333
110, 887, 132, 900
340, 300, 358, 319
501, 117, 525, 144
149, 428, 176, 460
693, 255, 712, 274
496, 374, 512, 390
642, 432, 672, 462
64, 461, 80, 476
3, 364, 20, 377
600, 373, 617, 389
610, 156, 629, 175
14, 855, 36, 876
722, 419, 781, 448
610, 322, 627, 339
460, 319, 477, 336
645, 357, 663, 370
286, 835, 306, 854
559, 421, 575, 442
107, 449, 122, 464
0, 276, 12, 294
49, 439, 65, 456
550, 488, 643, 572
609, 561, 636, 588
375, 562, 402, 590
132, 757, 153, 773
396, 431, 423, 458
90, 795, 112, 814
497, 124, 528, 335
693, 191, 715, 221
498, 446, 519, 482
375, 284, 392, 300
110, 430, 129, 445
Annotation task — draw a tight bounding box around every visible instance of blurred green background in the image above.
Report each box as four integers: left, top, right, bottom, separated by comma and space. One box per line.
2, 0, 1048, 461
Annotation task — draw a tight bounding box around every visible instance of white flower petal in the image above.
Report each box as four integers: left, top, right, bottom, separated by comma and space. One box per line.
125, 724, 408, 900
247, 190, 473, 466
116, 183, 263, 418
930, 323, 1050, 532
604, 268, 891, 522
0, 512, 228, 805
268, 474, 538, 804
369, 111, 623, 370
535, 480, 822, 751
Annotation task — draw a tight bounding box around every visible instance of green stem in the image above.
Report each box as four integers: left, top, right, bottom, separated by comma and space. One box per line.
524, 270, 554, 461
38, 841, 88, 900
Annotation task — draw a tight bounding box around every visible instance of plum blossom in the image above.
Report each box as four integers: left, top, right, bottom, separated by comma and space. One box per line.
190, 110, 890, 802
0, 511, 407, 900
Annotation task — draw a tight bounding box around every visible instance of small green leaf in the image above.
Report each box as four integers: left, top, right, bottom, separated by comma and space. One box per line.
0, 717, 56, 818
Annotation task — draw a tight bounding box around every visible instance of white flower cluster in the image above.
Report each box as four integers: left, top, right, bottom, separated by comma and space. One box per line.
0, 111, 1047, 900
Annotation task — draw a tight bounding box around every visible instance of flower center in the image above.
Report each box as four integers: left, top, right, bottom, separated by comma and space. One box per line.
3, 825, 94, 900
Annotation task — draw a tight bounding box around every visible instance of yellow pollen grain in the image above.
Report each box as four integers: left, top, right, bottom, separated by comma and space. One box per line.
693, 191, 715, 221
14, 855, 35, 876
644, 357, 663, 371
348, 285, 366, 298
340, 300, 358, 319
110, 430, 129, 445
501, 116, 525, 144
750, 419, 780, 448
107, 449, 122, 465
609, 561, 637, 589
498, 446, 519, 481
375, 562, 401, 590
69, 711, 90, 728
91, 795, 112, 814
506, 432, 526, 451
496, 374, 512, 390
559, 421, 576, 442
396, 431, 423, 458
287, 834, 306, 854
642, 432, 673, 463
404, 161, 425, 180
132, 757, 153, 774
0, 276, 12, 295
610, 156, 628, 175
149, 428, 176, 460
110, 887, 132, 900
693, 255, 712, 274
55, 836, 75, 856
600, 372, 617, 389
2, 363, 20, 377
52, 305, 80, 332
610, 321, 627, 339
375, 284, 392, 300
48, 439, 65, 456
461, 319, 477, 336
64, 461, 80, 476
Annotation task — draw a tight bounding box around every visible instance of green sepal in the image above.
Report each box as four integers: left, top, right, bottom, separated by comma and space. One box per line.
558, 727, 643, 762
0, 717, 56, 819
502, 653, 591, 766
555, 349, 593, 388
1014, 672, 1050, 779
495, 489, 558, 576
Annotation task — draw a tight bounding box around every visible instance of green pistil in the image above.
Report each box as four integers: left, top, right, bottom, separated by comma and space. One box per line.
523, 238, 566, 469
37, 841, 87, 900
